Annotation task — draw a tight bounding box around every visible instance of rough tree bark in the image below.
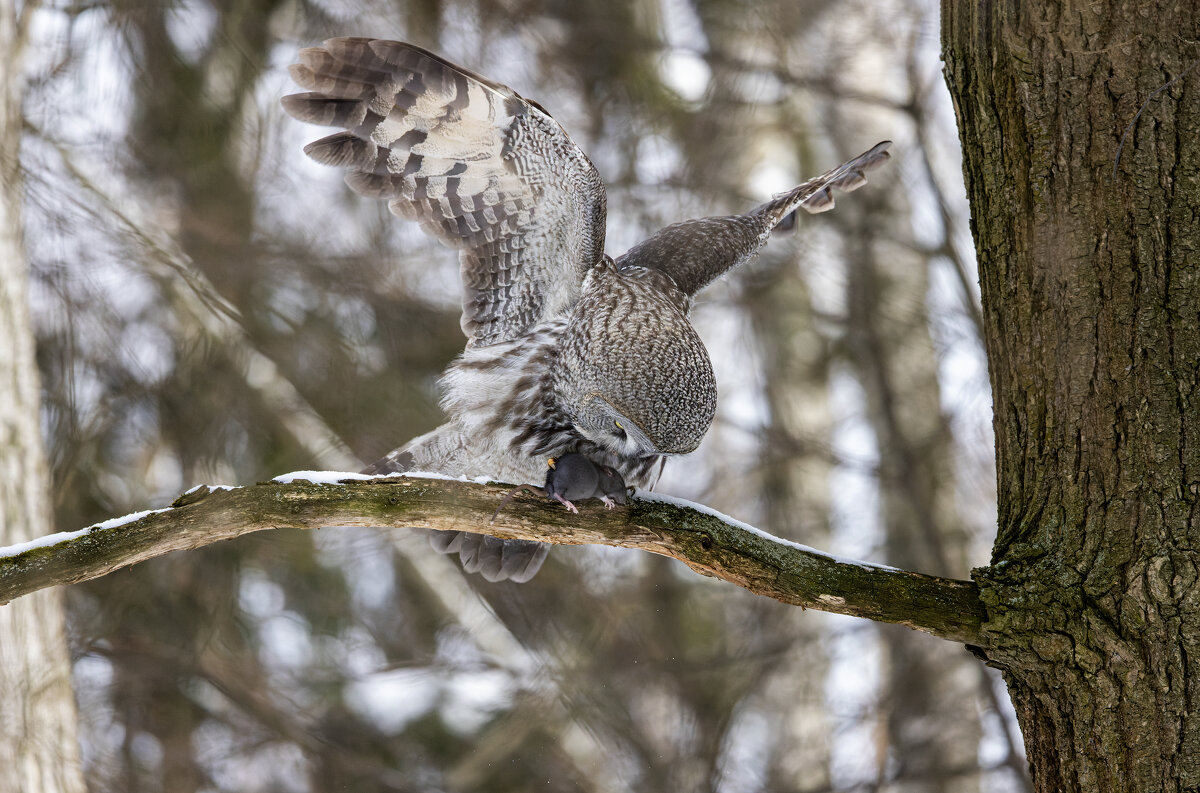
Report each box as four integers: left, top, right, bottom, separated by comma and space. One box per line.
943, 2, 1200, 791
0, 3, 87, 791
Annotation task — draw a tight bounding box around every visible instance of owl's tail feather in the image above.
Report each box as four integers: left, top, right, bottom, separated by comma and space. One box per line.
429, 531, 550, 583
362, 430, 550, 583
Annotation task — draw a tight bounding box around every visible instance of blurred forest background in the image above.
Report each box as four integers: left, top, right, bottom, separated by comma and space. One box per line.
11, 0, 1027, 790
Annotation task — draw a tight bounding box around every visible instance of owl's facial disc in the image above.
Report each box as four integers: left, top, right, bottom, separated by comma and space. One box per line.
576, 395, 659, 457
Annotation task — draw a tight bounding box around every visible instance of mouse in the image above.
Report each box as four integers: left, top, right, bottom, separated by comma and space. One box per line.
490, 453, 629, 523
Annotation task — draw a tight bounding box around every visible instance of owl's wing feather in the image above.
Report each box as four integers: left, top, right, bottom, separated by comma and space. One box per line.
756, 140, 892, 222
283, 38, 607, 347
616, 141, 890, 296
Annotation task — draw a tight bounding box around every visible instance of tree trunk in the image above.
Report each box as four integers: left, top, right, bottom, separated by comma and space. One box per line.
0, 4, 87, 792
942, 2, 1200, 790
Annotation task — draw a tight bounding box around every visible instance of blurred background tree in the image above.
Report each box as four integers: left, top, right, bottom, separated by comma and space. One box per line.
14, 0, 1026, 790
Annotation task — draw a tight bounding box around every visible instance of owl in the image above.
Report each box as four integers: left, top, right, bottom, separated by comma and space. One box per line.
283, 38, 889, 583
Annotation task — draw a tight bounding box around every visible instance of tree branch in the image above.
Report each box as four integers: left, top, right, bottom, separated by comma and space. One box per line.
0, 474, 988, 645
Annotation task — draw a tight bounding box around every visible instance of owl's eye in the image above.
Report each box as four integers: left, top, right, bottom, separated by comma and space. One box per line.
614, 420, 627, 438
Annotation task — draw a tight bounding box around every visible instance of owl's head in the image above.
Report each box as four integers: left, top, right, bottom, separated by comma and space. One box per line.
570, 393, 667, 457
555, 266, 716, 458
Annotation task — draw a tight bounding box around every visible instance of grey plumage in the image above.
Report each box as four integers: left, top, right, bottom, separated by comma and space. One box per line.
284, 38, 889, 582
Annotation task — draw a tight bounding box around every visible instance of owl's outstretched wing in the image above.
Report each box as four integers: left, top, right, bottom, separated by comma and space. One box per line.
617, 141, 891, 296
283, 38, 607, 347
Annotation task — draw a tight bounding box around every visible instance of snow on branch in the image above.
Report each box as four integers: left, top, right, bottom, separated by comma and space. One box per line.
0, 473, 987, 644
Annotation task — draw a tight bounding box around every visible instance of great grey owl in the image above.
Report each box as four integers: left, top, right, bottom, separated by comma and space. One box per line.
282, 38, 889, 583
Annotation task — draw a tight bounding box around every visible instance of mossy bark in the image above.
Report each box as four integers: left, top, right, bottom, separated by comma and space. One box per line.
0, 477, 988, 644
942, 2, 1200, 790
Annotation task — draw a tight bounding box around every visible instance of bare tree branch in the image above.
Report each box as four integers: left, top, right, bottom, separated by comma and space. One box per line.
0, 475, 987, 645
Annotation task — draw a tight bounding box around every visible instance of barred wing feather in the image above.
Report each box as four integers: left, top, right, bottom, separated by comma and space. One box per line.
616, 141, 890, 297
282, 38, 607, 347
